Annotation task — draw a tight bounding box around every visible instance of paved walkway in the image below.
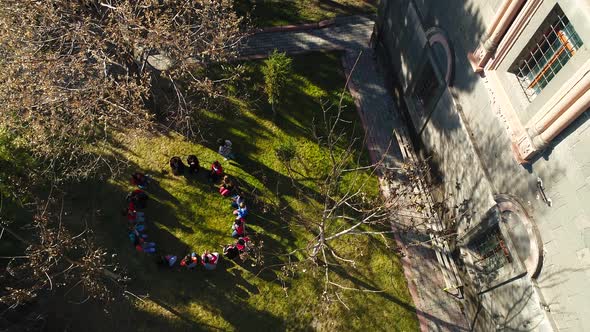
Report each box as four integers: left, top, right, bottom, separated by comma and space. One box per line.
241, 16, 373, 57
240, 16, 469, 331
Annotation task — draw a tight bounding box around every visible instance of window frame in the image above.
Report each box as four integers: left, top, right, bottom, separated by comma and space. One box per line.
405, 43, 446, 123
479, 0, 590, 163
510, 5, 584, 102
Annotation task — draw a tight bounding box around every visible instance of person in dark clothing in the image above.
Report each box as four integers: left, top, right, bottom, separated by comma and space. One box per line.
223, 237, 252, 261
169, 156, 186, 176
187, 155, 200, 174
126, 189, 149, 209
223, 244, 240, 260
131, 172, 150, 189
180, 253, 200, 269
157, 255, 178, 268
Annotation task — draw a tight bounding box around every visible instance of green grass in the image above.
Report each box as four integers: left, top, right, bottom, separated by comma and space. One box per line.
36, 53, 418, 331
236, 0, 377, 27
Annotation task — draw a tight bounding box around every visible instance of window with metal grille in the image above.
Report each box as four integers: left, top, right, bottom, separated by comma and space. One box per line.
512, 6, 583, 101
413, 60, 440, 109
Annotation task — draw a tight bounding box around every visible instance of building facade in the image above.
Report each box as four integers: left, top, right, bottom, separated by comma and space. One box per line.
375, 0, 590, 330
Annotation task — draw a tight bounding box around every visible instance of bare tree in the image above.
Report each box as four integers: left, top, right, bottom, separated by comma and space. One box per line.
265, 93, 405, 301
264, 69, 460, 309
0, 194, 123, 318
0, 0, 246, 182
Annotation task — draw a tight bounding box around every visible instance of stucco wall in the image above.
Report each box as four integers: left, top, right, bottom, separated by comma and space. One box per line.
377, 0, 590, 330
493, 0, 590, 124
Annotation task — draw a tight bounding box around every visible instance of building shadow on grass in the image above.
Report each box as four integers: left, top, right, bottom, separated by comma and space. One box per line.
330, 261, 468, 331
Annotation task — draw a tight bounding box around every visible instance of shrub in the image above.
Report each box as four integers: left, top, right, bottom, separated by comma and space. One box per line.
261, 50, 293, 117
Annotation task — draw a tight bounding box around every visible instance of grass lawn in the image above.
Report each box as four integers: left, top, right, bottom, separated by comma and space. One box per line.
35, 52, 418, 331
235, 0, 377, 27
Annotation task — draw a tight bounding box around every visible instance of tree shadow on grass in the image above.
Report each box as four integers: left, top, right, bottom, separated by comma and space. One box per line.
39, 295, 211, 332
204, 52, 361, 155
238, 153, 322, 204
234, 155, 323, 248
137, 296, 222, 331
5, 135, 310, 331
195, 107, 276, 158
229, 268, 261, 297
122, 255, 284, 331
143, 181, 196, 234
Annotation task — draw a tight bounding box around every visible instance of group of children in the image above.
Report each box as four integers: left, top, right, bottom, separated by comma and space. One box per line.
222, 175, 252, 261
124, 171, 228, 271
125, 173, 156, 253
221, 176, 253, 262
167, 138, 234, 177
169, 155, 200, 176
160, 251, 221, 271
122, 137, 254, 272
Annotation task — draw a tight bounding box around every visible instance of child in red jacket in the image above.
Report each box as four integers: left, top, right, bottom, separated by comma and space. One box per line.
209, 161, 223, 182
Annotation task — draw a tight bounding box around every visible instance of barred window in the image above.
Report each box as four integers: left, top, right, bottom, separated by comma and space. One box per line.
512, 6, 583, 101
413, 60, 440, 109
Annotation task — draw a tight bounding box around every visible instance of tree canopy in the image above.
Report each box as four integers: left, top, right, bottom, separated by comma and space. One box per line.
0, 0, 245, 181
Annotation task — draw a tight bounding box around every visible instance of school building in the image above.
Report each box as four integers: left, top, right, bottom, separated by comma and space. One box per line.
374, 0, 590, 330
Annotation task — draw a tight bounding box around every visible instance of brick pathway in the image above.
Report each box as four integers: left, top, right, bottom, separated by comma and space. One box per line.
240, 16, 470, 331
